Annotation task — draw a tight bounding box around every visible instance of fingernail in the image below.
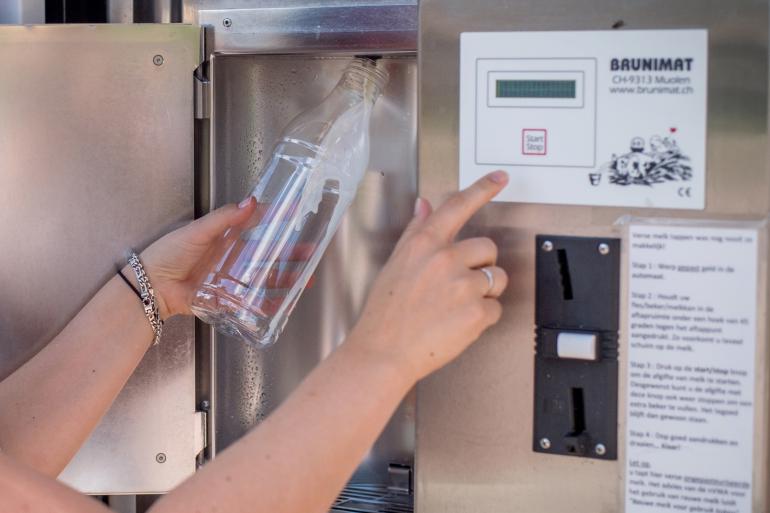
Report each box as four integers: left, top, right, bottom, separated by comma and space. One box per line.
487, 170, 508, 184
413, 197, 425, 216
238, 197, 252, 209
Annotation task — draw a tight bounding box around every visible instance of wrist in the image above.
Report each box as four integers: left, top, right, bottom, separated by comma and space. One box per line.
338, 331, 417, 393
122, 261, 172, 322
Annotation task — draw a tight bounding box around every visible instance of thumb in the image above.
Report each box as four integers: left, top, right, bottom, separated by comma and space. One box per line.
182, 197, 257, 245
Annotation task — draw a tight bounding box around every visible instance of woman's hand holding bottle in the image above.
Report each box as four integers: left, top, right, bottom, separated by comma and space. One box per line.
139, 169, 509, 387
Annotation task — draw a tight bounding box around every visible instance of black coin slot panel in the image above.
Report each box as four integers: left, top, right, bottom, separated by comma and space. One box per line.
533, 235, 620, 460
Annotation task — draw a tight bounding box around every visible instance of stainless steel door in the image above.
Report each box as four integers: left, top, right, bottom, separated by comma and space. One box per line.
417, 1, 769, 512
0, 24, 203, 494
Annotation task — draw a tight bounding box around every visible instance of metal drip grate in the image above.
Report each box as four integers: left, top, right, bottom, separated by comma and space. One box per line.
332, 484, 413, 513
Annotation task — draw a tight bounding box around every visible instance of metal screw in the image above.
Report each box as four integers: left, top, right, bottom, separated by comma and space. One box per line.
595, 443, 606, 456
156, 452, 167, 463
200, 400, 210, 411
598, 243, 610, 255
222, 18, 232, 28
153, 54, 164, 66
539, 438, 551, 450
541, 240, 553, 252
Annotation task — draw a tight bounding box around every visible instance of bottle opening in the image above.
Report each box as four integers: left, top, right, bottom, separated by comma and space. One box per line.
341, 58, 390, 101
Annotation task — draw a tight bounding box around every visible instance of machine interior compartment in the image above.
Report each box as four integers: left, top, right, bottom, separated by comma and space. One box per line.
208, 53, 417, 490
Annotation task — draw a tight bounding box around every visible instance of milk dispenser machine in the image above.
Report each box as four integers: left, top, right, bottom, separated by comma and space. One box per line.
0, 0, 768, 512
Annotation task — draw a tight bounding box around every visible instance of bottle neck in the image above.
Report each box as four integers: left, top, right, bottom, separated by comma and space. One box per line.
336, 59, 389, 105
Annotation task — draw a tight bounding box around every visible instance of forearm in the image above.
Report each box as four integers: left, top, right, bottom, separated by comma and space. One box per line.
0, 453, 110, 513
153, 337, 413, 513
0, 273, 154, 476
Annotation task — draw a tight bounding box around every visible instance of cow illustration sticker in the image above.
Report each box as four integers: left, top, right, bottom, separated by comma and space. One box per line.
593, 134, 693, 187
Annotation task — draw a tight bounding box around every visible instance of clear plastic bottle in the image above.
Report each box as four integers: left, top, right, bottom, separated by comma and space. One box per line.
190, 58, 388, 347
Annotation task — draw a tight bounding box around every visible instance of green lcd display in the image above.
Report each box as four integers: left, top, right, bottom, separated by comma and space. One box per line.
495, 79, 577, 99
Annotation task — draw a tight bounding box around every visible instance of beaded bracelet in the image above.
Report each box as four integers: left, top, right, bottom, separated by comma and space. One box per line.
126, 251, 163, 345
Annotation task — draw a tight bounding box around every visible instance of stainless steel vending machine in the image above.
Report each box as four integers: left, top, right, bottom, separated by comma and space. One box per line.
1, 1, 768, 512
417, 1, 769, 512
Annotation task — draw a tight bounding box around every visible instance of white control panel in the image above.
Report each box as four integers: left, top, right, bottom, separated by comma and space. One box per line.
460, 30, 708, 209
477, 58, 596, 168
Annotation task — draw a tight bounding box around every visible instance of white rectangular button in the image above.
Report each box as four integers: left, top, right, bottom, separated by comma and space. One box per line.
557, 332, 597, 361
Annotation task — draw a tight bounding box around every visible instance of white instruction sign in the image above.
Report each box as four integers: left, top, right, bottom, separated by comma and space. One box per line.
459, 30, 708, 209
625, 224, 758, 513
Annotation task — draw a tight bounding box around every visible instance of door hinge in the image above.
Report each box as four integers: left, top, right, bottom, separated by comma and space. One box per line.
193, 409, 207, 463
387, 463, 412, 494
194, 25, 212, 120
194, 76, 210, 120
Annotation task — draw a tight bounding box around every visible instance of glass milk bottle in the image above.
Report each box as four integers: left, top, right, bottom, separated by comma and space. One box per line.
190, 58, 389, 347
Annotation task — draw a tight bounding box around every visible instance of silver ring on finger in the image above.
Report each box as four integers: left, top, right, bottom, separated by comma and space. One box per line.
479, 266, 495, 296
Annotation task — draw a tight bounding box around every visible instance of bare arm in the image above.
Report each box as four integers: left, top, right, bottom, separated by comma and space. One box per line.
157, 341, 409, 513
0, 341, 402, 513
0, 202, 256, 476
149, 171, 510, 513
0, 171, 508, 513
0, 452, 110, 513
0, 275, 155, 476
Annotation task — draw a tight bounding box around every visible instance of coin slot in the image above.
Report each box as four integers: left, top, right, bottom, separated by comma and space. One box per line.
569, 387, 586, 436
557, 248, 574, 300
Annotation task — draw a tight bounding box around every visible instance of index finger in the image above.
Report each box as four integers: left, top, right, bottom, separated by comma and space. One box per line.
425, 171, 508, 241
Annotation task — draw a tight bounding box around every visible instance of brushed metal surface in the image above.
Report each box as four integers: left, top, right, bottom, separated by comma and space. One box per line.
107, 0, 135, 23
183, 0, 416, 25
0, 24, 202, 494
210, 54, 417, 483
105, 0, 180, 22
198, 3, 417, 54
417, 1, 769, 512
0, 0, 44, 24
